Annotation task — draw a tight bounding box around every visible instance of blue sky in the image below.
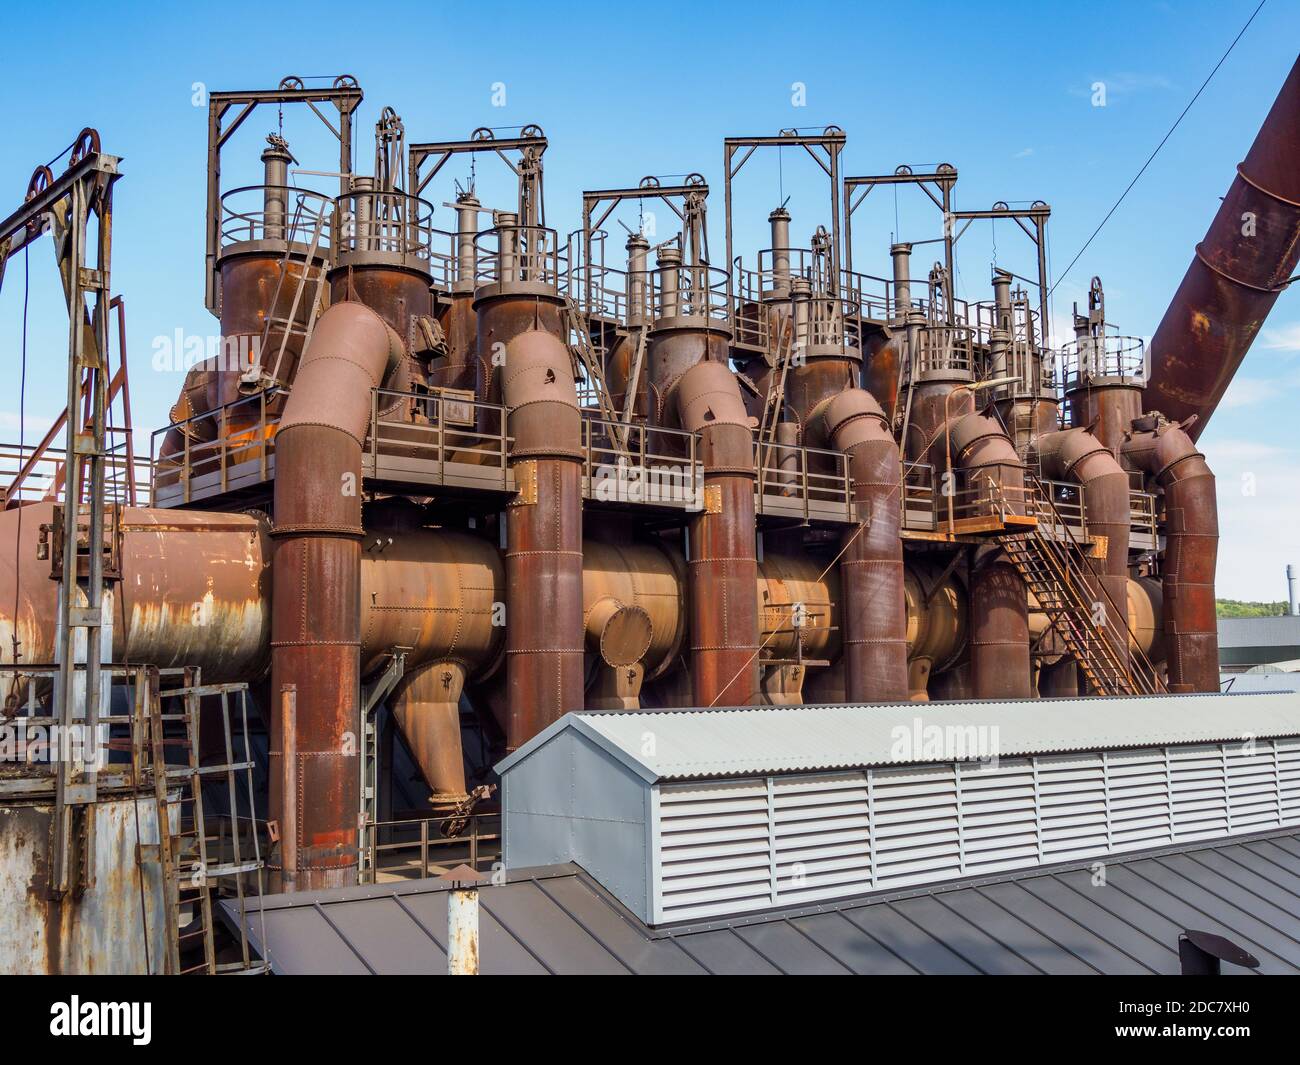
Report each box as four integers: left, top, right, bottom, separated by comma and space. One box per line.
0, 0, 1296, 598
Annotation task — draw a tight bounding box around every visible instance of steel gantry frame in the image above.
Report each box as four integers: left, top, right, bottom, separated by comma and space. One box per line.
723, 128, 846, 316
408, 127, 549, 231
0, 137, 120, 896
843, 163, 959, 310
205, 75, 364, 313
949, 201, 1052, 348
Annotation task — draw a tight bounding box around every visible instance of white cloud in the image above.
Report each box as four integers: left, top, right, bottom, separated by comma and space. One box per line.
1014, 147, 1034, 159
1259, 322, 1300, 354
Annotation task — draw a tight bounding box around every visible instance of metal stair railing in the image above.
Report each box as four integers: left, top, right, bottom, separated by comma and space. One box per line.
998, 476, 1166, 697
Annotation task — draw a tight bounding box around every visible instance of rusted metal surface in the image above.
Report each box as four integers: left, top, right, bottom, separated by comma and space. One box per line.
903, 561, 966, 701
1146, 57, 1300, 438
665, 352, 761, 707
1035, 426, 1131, 675
1123, 418, 1219, 692
490, 306, 585, 748
1126, 576, 1166, 667
1066, 381, 1142, 457
969, 553, 1032, 698
583, 539, 684, 710
0, 795, 169, 974
756, 552, 837, 705
0, 502, 270, 682
270, 301, 403, 890
810, 389, 908, 701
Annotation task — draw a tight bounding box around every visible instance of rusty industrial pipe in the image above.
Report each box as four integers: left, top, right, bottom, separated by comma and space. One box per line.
671, 359, 761, 706
269, 300, 403, 891
808, 389, 908, 701
1146, 57, 1300, 437
1122, 417, 1219, 692
1035, 426, 1132, 678
947, 409, 1033, 698
501, 328, 585, 747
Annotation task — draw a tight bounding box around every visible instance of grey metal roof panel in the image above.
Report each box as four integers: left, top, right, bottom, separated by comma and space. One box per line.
497, 691, 1300, 782
223, 831, 1300, 975
1218, 615, 1300, 648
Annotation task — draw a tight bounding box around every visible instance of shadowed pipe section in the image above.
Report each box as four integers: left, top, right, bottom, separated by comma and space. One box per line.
674, 359, 761, 706
1123, 419, 1219, 692
1146, 56, 1300, 438
809, 389, 908, 701
949, 410, 1032, 698
270, 301, 402, 891
1035, 425, 1132, 678
502, 329, 584, 749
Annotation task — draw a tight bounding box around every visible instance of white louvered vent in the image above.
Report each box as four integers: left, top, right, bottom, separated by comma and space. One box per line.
649, 737, 1300, 924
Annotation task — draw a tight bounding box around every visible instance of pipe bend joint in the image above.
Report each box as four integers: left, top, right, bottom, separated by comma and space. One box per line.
808, 388, 891, 451
502, 329, 582, 459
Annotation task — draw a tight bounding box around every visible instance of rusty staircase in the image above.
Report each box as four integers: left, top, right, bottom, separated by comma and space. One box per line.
998, 478, 1165, 697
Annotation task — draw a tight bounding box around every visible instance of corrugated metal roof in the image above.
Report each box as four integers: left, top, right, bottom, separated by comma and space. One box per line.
1218, 614, 1300, 648
496, 691, 1300, 782
223, 829, 1300, 974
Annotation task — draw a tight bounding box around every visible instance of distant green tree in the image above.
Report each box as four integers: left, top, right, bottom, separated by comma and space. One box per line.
1216, 599, 1288, 618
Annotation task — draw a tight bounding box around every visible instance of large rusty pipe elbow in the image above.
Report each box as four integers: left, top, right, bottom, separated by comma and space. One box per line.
270, 301, 403, 892
1122, 422, 1219, 692
1035, 427, 1132, 675
1146, 58, 1300, 437
502, 329, 585, 747
672, 359, 761, 706
389, 662, 470, 812
944, 409, 1032, 697
809, 389, 908, 701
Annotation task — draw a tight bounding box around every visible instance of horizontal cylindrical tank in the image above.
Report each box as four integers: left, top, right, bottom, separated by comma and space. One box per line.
0, 503, 270, 682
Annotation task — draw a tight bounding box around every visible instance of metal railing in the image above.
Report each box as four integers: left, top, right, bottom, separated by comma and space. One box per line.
902, 461, 936, 531
361, 812, 501, 883
582, 413, 701, 509
474, 224, 562, 287
332, 189, 435, 261
1130, 489, 1159, 548
754, 437, 853, 520
151, 389, 284, 503
2, 439, 149, 508
1035, 478, 1088, 539
652, 262, 729, 322
1059, 333, 1147, 388
218, 185, 335, 250
368, 387, 511, 491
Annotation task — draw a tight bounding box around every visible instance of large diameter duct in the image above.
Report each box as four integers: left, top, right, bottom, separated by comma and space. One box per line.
1122, 418, 1219, 692
903, 563, 967, 701
501, 329, 585, 746
671, 358, 762, 705
582, 540, 685, 709
1035, 426, 1132, 675
948, 410, 1033, 698
808, 390, 908, 701
0, 503, 270, 683
359, 520, 504, 809
1146, 58, 1300, 438
270, 301, 403, 891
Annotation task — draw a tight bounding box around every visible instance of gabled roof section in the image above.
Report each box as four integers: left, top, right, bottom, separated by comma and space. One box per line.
496, 691, 1300, 782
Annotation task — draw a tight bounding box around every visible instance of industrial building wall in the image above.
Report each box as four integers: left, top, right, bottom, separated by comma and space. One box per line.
502, 729, 651, 919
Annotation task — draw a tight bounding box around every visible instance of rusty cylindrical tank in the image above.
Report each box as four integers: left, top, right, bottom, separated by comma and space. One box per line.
0, 503, 270, 683
1146, 57, 1300, 438
270, 302, 403, 891
582, 539, 685, 709
756, 552, 838, 704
